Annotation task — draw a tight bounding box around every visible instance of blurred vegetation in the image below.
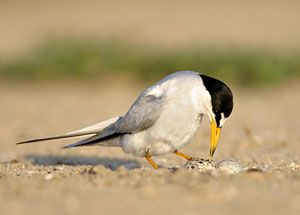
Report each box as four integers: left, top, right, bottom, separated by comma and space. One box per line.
0, 38, 299, 86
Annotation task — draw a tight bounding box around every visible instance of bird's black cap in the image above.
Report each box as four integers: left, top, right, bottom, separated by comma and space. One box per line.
200, 74, 233, 126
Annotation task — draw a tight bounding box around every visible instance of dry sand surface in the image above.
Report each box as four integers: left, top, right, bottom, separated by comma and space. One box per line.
1, 0, 300, 56
0, 80, 300, 215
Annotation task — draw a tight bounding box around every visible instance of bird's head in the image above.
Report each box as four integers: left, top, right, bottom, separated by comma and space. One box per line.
200, 74, 233, 160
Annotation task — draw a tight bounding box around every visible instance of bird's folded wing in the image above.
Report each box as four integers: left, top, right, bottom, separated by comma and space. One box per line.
62, 92, 164, 148
114, 93, 164, 133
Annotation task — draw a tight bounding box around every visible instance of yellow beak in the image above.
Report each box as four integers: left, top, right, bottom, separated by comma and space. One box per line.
209, 120, 221, 160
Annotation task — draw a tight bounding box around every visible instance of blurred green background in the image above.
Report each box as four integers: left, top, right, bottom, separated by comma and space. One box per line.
1, 0, 300, 86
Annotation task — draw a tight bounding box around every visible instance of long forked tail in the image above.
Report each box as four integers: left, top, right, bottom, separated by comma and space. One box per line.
61, 130, 122, 148
16, 117, 120, 145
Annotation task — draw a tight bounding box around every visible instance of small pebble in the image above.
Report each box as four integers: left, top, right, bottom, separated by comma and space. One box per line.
215, 159, 243, 174
27, 171, 35, 175
87, 165, 108, 176
44, 174, 54, 180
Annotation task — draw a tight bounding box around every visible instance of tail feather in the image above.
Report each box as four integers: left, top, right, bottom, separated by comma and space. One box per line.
16, 117, 120, 145
62, 130, 121, 148
65, 117, 120, 136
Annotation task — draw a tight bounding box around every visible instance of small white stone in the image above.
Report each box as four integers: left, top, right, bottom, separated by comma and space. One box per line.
215, 159, 243, 174
57, 166, 65, 171
44, 174, 54, 180
27, 171, 35, 175
286, 162, 300, 171
184, 158, 215, 172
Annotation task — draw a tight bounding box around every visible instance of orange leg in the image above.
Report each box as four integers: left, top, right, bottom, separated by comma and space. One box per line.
145, 150, 158, 169
174, 150, 193, 161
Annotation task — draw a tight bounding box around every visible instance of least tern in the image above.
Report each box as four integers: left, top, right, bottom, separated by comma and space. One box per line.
17, 71, 233, 169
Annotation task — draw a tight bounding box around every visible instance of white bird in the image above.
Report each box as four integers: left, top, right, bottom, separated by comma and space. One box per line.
17, 71, 233, 169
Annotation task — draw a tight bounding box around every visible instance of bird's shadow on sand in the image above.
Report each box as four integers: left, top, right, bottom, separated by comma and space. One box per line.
24, 154, 141, 170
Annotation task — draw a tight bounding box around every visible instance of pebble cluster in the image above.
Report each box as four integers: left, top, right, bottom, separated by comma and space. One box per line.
184, 158, 243, 174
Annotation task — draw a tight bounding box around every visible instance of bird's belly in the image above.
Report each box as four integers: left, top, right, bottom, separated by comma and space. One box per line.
150, 110, 201, 152
120, 133, 178, 157
120, 109, 202, 157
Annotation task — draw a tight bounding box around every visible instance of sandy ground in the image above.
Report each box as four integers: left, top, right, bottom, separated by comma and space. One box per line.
1, 1, 300, 214
1, 0, 300, 56
0, 80, 299, 215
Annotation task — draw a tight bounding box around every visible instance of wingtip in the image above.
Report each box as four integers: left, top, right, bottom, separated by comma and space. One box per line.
16, 140, 34, 145
61, 144, 78, 149
60, 145, 70, 149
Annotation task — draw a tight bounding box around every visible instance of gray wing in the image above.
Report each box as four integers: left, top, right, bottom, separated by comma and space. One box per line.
62, 92, 164, 148
114, 93, 164, 133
